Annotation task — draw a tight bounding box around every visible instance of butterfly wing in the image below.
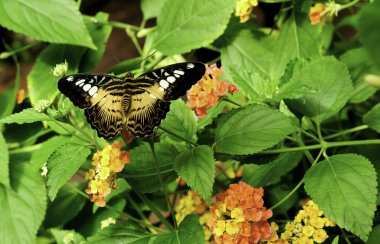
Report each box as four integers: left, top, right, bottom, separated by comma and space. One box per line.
58, 74, 129, 138
124, 62, 206, 137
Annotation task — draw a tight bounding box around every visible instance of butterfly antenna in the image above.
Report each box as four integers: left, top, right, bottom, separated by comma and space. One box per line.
137, 50, 157, 66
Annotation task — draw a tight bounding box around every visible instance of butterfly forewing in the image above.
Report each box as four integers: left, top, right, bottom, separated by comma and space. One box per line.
57, 62, 206, 139
58, 74, 129, 138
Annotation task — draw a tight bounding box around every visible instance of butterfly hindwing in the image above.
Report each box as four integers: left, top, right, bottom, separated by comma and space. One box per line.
58, 74, 129, 138
124, 86, 170, 137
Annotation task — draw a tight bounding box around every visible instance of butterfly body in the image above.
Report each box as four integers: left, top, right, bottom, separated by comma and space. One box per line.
58, 62, 205, 138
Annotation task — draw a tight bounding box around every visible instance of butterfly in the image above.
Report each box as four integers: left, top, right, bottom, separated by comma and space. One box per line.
58, 62, 206, 139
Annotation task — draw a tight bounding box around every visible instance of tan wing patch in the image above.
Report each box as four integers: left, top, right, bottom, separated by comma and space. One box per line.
85, 89, 128, 138
125, 89, 170, 137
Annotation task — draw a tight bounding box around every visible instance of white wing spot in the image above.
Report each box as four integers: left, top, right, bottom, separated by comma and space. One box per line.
150, 93, 157, 98
167, 76, 176, 83
164, 72, 169, 76
93, 93, 98, 98
152, 72, 159, 78
75, 79, 85, 86
89, 79, 94, 84
67, 76, 74, 81
159, 87, 164, 92
174, 70, 185, 75
186, 63, 195, 69
89, 86, 98, 96
83, 84, 92, 92
174, 74, 180, 78
159, 79, 169, 89
99, 76, 106, 83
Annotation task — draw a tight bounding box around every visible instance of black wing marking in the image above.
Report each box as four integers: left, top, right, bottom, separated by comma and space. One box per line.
58, 74, 129, 138
135, 62, 206, 100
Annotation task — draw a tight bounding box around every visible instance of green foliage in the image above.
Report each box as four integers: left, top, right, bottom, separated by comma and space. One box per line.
155, 0, 235, 54
243, 152, 303, 187
153, 215, 205, 244
174, 145, 215, 204
364, 103, 380, 133
1, 0, 380, 243
0, 162, 46, 244
304, 154, 377, 241
214, 104, 296, 154
0, 108, 52, 124
161, 100, 197, 142
47, 143, 91, 200
0, 0, 95, 49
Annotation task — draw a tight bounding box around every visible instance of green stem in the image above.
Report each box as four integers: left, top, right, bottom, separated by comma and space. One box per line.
257, 139, 380, 154
298, 128, 320, 142
270, 150, 323, 210
135, 191, 174, 231
339, 0, 360, 10
158, 126, 198, 146
68, 184, 165, 232
83, 15, 140, 31
149, 142, 178, 229
126, 194, 157, 234
0, 41, 40, 59
9, 143, 43, 154
223, 97, 242, 107
323, 125, 368, 140
126, 28, 143, 55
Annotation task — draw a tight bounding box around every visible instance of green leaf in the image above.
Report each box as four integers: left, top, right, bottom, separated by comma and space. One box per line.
87, 220, 154, 243
0, 108, 52, 124
0, 133, 10, 188
155, 0, 235, 54
358, 1, 380, 68
0, 161, 47, 244
267, 185, 298, 215
214, 104, 296, 155
161, 100, 197, 142
270, 14, 321, 79
363, 103, 380, 133
79, 12, 112, 72
285, 56, 353, 122
221, 29, 273, 80
229, 67, 276, 103
51, 229, 85, 244
141, 0, 166, 20
339, 48, 377, 103
174, 145, 215, 204
30, 136, 71, 171
44, 184, 87, 228
243, 152, 303, 187
27, 44, 86, 106
367, 225, 380, 244
47, 143, 91, 201
153, 215, 205, 244
304, 154, 377, 241
0, 0, 95, 48
124, 142, 181, 193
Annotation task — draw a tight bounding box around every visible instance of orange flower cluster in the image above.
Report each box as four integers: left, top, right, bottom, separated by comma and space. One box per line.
235, 0, 259, 23
85, 141, 130, 207
309, 3, 327, 25
187, 64, 238, 119
208, 181, 279, 244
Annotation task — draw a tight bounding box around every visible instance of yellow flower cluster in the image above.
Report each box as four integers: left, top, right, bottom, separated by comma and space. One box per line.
235, 0, 258, 23
281, 200, 335, 244
85, 141, 130, 207
175, 191, 212, 241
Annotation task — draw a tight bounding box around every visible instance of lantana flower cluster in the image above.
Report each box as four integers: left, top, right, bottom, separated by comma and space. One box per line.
175, 191, 212, 241
187, 64, 238, 119
85, 141, 130, 207
235, 0, 258, 23
309, 2, 342, 25
280, 200, 335, 243
208, 181, 279, 244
